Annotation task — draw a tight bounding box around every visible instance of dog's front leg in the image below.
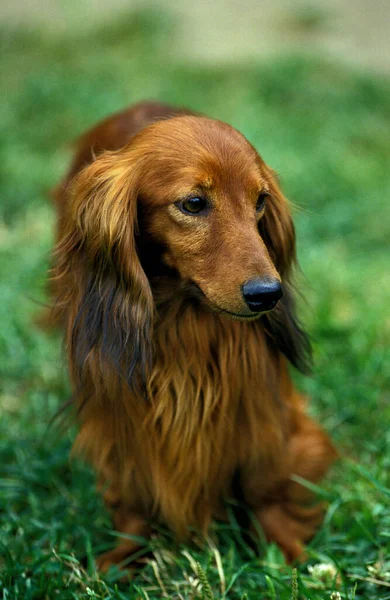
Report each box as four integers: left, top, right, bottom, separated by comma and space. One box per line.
96, 507, 151, 573
95, 472, 151, 573
240, 409, 336, 562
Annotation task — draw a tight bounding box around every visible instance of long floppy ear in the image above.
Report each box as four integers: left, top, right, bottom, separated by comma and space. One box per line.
260, 167, 312, 373
56, 149, 154, 393
259, 167, 296, 278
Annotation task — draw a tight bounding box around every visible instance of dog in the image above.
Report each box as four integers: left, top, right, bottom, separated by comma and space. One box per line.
50, 101, 336, 570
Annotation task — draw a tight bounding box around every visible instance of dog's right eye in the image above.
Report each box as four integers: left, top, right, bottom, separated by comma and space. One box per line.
179, 197, 208, 215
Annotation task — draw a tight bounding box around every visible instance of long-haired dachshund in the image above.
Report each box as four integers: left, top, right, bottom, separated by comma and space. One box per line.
51, 101, 336, 570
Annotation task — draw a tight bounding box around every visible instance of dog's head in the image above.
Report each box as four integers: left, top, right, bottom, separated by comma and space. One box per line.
59, 115, 310, 389
136, 117, 295, 320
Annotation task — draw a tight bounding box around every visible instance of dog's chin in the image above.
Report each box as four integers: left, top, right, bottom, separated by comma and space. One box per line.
215, 307, 264, 321
185, 281, 264, 321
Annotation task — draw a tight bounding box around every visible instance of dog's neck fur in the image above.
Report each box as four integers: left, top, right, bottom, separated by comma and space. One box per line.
149, 294, 288, 436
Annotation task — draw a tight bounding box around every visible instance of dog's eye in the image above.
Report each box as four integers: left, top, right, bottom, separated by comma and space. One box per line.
256, 192, 269, 212
180, 197, 208, 215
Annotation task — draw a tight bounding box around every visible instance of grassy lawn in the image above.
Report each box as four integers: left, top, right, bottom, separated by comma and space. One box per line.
0, 10, 389, 599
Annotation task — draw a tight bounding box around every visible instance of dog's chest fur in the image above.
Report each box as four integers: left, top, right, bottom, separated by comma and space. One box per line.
76, 304, 291, 536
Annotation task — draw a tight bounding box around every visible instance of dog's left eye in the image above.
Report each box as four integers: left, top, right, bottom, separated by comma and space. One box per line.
180, 197, 208, 215
256, 192, 270, 212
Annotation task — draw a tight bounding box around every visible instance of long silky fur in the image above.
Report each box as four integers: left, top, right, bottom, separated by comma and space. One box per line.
74, 298, 291, 537
264, 284, 312, 374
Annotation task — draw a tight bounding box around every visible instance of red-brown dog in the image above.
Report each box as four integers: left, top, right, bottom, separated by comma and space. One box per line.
51, 101, 335, 570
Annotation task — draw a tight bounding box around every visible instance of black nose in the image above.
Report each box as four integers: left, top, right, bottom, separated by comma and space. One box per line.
242, 278, 283, 313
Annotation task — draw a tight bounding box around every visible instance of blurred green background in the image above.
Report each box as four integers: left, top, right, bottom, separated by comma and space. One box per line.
0, 2, 389, 599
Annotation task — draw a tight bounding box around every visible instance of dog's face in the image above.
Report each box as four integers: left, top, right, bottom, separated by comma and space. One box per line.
135, 117, 293, 319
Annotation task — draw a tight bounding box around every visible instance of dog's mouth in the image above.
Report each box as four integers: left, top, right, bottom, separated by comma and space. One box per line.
216, 307, 263, 320
185, 281, 263, 321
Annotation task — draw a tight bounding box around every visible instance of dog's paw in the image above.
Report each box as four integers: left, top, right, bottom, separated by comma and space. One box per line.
95, 545, 137, 575
256, 502, 325, 563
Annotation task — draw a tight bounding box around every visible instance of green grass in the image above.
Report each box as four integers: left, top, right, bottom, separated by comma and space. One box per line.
1, 10, 389, 599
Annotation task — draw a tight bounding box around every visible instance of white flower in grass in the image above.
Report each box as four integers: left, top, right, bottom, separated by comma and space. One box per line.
367, 560, 390, 581
330, 593, 341, 600
308, 563, 340, 587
